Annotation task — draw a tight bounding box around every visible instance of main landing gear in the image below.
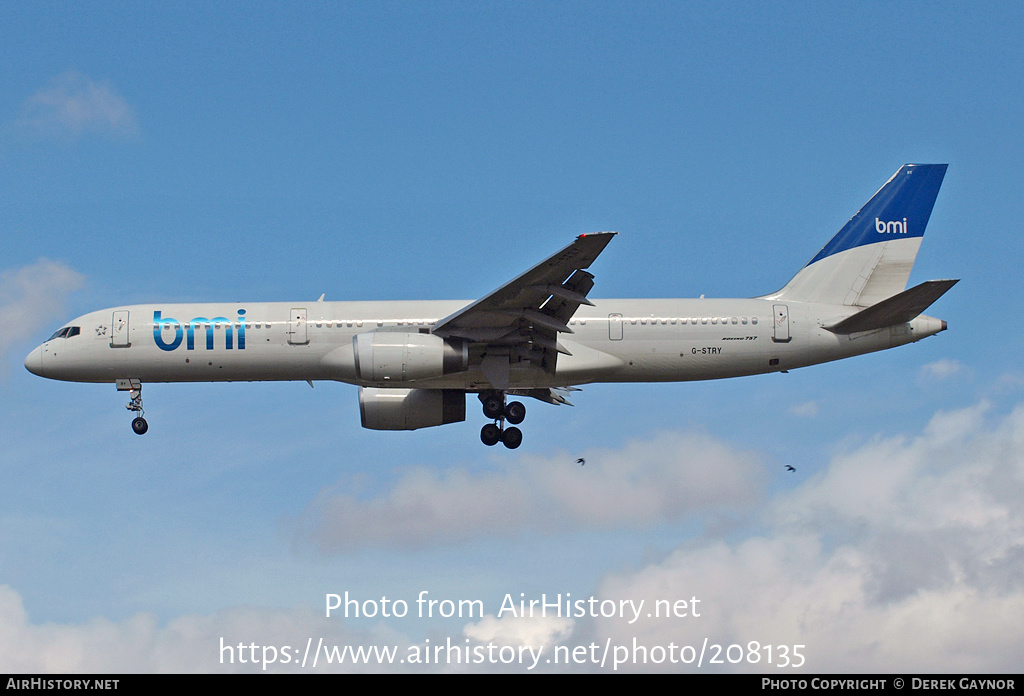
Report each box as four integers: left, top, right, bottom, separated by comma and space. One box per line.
478, 391, 525, 449
118, 379, 148, 435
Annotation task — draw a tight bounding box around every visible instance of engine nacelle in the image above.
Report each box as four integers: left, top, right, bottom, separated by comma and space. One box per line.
354, 332, 468, 383
358, 387, 466, 430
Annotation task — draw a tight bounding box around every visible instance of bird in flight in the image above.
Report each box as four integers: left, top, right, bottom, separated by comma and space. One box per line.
576, 458, 586, 466
785, 465, 796, 472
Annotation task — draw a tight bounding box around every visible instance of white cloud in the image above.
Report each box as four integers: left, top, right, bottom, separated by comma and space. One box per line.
294, 431, 767, 550
5, 401, 1022, 672
464, 614, 574, 648
921, 359, 962, 380
0, 259, 85, 363
788, 400, 818, 417
0, 585, 412, 673
17, 72, 139, 140
994, 371, 1024, 393
580, 401, 1024, 672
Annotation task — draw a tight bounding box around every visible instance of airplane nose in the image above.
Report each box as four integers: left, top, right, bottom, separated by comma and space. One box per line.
24, 346, 44, 376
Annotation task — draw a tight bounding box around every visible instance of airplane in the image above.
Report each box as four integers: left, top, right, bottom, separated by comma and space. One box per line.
25, 164, 956, 449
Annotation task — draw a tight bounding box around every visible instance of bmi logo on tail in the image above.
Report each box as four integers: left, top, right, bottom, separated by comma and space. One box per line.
876, 217, 908, 234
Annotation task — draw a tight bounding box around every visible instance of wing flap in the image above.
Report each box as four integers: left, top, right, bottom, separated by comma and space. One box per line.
434, 232, 616, 386
434, 233, 615, 338
508, 387, 579, 406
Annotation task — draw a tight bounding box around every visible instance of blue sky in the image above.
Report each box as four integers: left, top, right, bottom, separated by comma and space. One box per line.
2, 1, 1023, 672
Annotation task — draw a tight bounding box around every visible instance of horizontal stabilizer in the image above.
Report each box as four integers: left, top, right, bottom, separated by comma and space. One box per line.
825, 279, 958, 334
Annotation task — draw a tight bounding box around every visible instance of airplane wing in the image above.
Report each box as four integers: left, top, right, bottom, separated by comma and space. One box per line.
433, 232, 616, 389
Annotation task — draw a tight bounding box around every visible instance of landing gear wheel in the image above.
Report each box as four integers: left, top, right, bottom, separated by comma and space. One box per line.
482, 395, 504, 420
124, 383, 148, 434
505, 401, 526, 425
480, 423, 501, 446
501, 426, 523, 450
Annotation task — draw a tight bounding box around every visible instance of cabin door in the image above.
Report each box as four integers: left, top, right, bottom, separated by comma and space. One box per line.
608, 313, 623, 341
772, 304, 791, 343
111, 310, 130, 347
288, 308, 308, 345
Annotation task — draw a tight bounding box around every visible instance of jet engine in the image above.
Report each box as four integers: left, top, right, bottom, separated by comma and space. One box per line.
353, 332, 468, 382
358, 387, 466, 430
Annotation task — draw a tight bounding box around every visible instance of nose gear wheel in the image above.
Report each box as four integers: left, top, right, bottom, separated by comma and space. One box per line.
123, 383, 149, 435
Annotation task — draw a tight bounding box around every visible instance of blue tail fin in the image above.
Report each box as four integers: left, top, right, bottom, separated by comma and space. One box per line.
770, 164, 947, 306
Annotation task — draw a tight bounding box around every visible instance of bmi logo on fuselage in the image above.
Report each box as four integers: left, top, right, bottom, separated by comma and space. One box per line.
153, 310, 246, 351
876, 217, 909, 234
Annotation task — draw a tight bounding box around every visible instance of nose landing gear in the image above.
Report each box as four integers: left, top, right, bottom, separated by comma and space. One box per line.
118, 379, 148, 435
478, 391, 525, 449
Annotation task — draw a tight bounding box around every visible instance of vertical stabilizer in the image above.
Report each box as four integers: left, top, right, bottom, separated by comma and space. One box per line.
768, 164, 947, 306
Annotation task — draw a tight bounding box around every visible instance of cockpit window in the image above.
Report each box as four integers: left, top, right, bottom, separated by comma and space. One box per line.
46, 326, 81, 341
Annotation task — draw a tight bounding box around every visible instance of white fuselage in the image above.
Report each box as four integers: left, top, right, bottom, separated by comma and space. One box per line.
25, 298, 946, 389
